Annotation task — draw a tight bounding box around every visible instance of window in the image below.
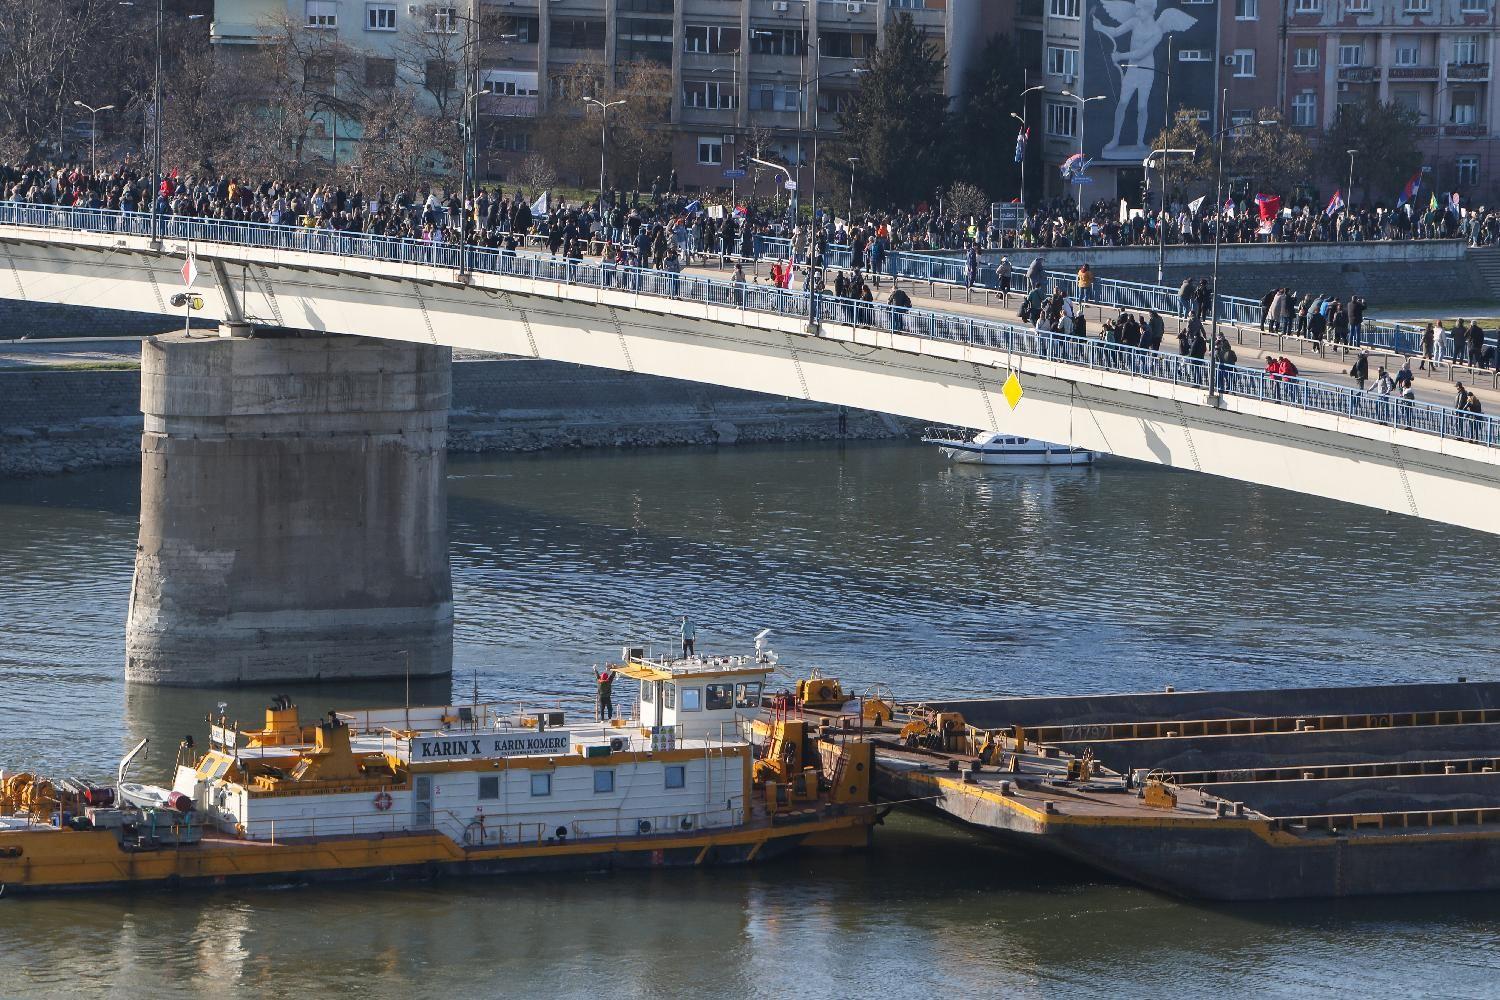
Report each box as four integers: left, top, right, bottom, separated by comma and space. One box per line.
1293, 90, 1317, 126
663, 683, 675, 710
478, 776, 499, 799
640, 681, 654, 704
494, 131, 531, 152
1452, 92, 1477, 124
1458, 155, 1480, 185
696, 135, 722, 165
1345, 0, 1370, 9
365, 56, 396, 87
680, 687, 702, 712
496, 15, 537, 43
1392, 88, 1420, 112
553, 18, 605, 49
1230, 108, 1252, 126
683, 81, 735, 110
820, 32, 877, 58
305, 0, 337, 28
429, 5, 458, 32
665, 765, 686, 789
1394, 42, 1420, 66
1048, 0, 1080, 17
530, 773, 551, 796
1461, 0, 1487, 12
1231, 49, 1256, 77
1046, 101, 1077, 137
617, 16, 673, 62
817, 90, 854, 115
1339, 43, 1363, 66
1294, 46, 1319, 69
1177, 49, 1212, 61
425, 59, 455, 92
1293, 0, 1321, 10
1046, 46, 1078, 78
1235, 0, 1258, 17
705, 683, 734, 711
684, 23, 741, 53
1404, 0, 1431, 11
481, 70, 538, 96
891, 0, 927, 7
593, 769, 614, 794
1454, 35, 1482, 64
750, 28, 805, 56
749, 85, 802, 112
366, 3, 396, 30
735, 682, 762, 708
303, 55, 335, 86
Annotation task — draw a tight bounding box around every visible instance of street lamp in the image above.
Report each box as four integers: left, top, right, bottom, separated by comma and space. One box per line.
72, 101, 114, 175
1143, 147, 1195, 283
115, 4, 201, 238
583, 97, 627, 212
805, 67, 866, 224
847, 156, 859, 217
1206, 89, 1279, 400
1009, 83, 1045, 212
1345, 147, 1357, 208
1060, 90, 1108, 212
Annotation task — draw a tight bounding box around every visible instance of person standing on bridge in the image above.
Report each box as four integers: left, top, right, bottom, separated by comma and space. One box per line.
1077, 263, 1095, 304
1350, 350, 1370, 393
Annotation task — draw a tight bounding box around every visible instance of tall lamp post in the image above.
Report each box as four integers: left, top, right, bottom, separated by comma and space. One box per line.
1144, 148, 1194, 283
847, 156, 859, 217
1345, 147, 1357, 206
804, 67, 866, 224
1206, 90, 1278, 400
583, 97, 627, 210
1060, 90, 1107, 212
1008, 83, 1045, 212
72, 101, 114, 175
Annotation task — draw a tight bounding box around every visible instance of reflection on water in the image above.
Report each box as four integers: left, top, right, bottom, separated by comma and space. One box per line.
1, 443, 1498, 996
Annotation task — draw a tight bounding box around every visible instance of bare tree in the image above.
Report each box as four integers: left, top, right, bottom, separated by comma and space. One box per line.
946, 181, 988, 221
532, 60, 606, 186
611, 60, 673, 193
518, 153, 556, 190
355, 88, 454, 192
396, 3, 466, 120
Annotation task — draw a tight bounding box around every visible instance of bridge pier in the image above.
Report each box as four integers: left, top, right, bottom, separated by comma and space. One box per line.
126, 332, 453, 686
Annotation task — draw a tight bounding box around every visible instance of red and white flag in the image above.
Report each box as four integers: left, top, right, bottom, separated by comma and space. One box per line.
181, 249, 197, 288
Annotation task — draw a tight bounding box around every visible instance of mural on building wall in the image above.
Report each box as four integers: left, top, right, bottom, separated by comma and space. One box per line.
1084, 0, 1218, 161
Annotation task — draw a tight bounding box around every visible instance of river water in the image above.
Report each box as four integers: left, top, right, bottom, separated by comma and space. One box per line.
1, 443, 1498, 998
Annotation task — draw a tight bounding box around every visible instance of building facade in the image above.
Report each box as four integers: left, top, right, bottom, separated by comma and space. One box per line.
210, 0, 1003, 194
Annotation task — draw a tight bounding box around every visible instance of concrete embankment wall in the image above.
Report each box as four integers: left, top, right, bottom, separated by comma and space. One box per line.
0, 356, 906, 478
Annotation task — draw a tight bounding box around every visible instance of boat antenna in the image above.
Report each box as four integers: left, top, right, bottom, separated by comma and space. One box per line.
472, 670, 480, 730
402, 649, 411, 734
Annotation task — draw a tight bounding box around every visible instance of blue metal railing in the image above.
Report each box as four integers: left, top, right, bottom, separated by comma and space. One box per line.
2, 202, 1496, 450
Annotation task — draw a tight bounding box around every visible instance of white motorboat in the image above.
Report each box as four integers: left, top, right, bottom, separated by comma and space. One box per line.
921, 427, 1095, 466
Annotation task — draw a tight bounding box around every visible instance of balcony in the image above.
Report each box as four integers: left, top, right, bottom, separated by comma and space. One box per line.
1337, 65, 1379, 83
1388, 65, 1438, 80
1446, 122, 1487, 136
1448, 62, 1490, 80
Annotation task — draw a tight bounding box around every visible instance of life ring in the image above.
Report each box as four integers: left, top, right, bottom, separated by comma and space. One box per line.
373, 790, 393, 811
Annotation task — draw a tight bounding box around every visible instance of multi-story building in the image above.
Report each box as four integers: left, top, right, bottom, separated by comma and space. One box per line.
1285, 0, 1498, 196
210, 0, 1005, 195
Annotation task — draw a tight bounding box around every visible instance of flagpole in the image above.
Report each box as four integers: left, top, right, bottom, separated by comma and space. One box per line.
1208, 87, 1227, 402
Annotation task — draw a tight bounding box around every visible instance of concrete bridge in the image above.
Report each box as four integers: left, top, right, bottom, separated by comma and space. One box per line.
3, 206, 1499, 685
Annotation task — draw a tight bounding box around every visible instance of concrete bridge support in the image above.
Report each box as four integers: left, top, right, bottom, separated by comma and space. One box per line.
126, 332, 453, 685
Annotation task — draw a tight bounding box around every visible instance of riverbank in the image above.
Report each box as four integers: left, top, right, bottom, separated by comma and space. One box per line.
0, 356, 911, 478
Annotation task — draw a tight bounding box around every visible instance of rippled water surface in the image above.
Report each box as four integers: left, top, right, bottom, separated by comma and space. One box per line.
1, 443, 1498, 998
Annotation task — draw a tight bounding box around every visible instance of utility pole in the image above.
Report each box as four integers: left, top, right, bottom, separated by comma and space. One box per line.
584, 97, 627, 210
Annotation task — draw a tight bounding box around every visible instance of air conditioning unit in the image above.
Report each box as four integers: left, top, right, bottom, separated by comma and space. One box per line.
846, 1, 862, 11
1224, 55, 1236, 66
723, 134, 736, 144
609, 736, 629, 752
407, 4, 416, 13
773, 1, 789, 10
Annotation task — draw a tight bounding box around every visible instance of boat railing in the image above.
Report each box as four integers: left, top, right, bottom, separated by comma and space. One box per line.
920, 425, 974, 441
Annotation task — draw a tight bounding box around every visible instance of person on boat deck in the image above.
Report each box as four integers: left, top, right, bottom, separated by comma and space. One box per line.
594, 665, 616, 721
680, 615, 697, 658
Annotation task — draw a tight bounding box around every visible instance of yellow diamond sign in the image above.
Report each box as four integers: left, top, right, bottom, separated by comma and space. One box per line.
1002, 371, 1024, 410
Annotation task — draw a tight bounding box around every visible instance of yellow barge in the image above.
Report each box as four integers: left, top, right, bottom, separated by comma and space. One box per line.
0, 644, 873, 896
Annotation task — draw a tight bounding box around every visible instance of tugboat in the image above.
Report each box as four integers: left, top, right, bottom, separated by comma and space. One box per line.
921, 426, 1095, 466
0, 636, 873, 895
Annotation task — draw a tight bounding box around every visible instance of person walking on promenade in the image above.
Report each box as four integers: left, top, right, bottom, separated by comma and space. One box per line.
998, 256, 1012, 299
679, 615, 697, 659
1027, 255, 1045, 293
889, 287, 911, 332
1420, 323, 1435, 371
1469, 320, 1487, 368
1349, 295, 1366, 348
1078, 263, 1094, 303
732, 262, 746, 306
1259, 287, 1276, 331
1177, 277, 1193, 319
1351, 350, 1370, 392
966, 245, 979, 289
1433, 319, 1447, 368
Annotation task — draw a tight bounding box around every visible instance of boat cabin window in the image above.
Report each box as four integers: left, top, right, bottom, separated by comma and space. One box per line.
680, 687, 702, 712
211, 758, 231, 780
594, 769, 615, 794
640, 680, 654, 704
478, 776, 499, 800
531, 773, 552, 797
705, 683, 734, 711
665, 765, 686, 789
663, 683, 676, 710
735, 682, 762, 708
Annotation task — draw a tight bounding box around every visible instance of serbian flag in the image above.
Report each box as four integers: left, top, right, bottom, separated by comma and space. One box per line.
1014, 126, 1029, 164
1324, 189, 1345, 217
1222, 197, 1235, 219
1396, 172, 1422, 208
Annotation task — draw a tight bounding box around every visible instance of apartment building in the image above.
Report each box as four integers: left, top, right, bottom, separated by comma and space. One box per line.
210, 0, 1002, 193
1285, 0, 1499, 195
